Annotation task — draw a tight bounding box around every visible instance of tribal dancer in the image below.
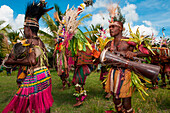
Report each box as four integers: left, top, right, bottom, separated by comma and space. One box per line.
53, 37, 71, 90
103, 4, 157, 113
54, 1, 94, 107
3, 1, 54, 113
159, 44, 170, 87
152, 44, 170, 88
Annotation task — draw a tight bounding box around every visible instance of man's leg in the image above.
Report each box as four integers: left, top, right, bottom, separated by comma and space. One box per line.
122, 97, 134, 113
73, 84, 84, 107
60, 76, 66, 90
113, 96, 124, 113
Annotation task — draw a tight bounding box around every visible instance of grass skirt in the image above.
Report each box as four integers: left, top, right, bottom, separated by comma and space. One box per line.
105, 68, 132, 99
3, 66, 53, 113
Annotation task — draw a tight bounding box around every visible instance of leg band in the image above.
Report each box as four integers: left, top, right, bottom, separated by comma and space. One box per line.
117, 103, 122, 107
127, 108, 133, 113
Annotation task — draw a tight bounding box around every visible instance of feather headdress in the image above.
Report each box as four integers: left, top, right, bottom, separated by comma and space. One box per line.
108, 2, 125, 29
24, 0, 53, 28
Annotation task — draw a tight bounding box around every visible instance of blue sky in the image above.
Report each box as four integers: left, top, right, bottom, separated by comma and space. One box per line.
0, 0, 170, 40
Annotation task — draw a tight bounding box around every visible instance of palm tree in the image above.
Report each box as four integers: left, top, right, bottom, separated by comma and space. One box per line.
0, 20, 12, 35
84, 24, 102, 43
0, 20, 12, 58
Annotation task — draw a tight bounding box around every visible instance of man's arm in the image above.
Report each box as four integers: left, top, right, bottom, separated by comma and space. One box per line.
5, 50, 37, 66
125, 45, 152, 59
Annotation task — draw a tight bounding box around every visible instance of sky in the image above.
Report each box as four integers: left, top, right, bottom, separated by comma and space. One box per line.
0, 0, 170, 40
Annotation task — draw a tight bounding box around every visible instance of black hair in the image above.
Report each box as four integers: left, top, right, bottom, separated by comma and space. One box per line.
25, 1, 49, 34
25, 1, 47, 21
25, 1, 53, 34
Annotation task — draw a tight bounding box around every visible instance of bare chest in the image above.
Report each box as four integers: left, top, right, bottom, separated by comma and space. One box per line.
114, 41, 131, 51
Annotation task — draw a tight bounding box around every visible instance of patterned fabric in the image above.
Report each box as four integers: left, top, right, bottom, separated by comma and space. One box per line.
17, 66, 27, 80
72, 64, 93, 85
3, 66, 53, 113
105, 68, 132, 99
77, 47, 93, 65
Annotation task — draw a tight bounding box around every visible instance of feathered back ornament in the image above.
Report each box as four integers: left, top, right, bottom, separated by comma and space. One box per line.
54, 0, 93, 36
53, 2, 93, 54
54, 5, 80, 37
24, 0, 53, 28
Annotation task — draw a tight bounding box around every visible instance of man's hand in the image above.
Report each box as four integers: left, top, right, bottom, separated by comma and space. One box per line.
125, 51, 137, 59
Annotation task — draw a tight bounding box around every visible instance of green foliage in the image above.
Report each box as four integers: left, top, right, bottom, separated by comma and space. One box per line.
84, 24, 101, 43
122, 24, 155, 55
42, 13, 58, 36
54, 4, 63, 26
0, 21, 13, 57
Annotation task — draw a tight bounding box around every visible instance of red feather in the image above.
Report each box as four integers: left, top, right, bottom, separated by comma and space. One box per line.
127, 41, 137, 46
139, 45, 149, 54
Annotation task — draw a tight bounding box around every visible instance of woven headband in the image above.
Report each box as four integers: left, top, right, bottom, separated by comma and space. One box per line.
24, 17, 39, 28
109, 21, 123, 29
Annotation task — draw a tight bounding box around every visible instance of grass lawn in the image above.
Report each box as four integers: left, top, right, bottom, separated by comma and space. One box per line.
0, 69, 169, 113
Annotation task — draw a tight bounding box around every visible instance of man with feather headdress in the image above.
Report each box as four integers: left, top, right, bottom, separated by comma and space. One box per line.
3, 1, 54, 113
103, 3, 156, 113
53, 1, 94, 107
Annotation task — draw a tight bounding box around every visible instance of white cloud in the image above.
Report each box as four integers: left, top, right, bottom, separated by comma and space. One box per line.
83, 0, 119, 29
122, 3, 138, 22
142, 20, 152, 26
83, 1, 139, 25
83, 2, 139, 31
0, 5, 25, 31
0, 5, 13, 27
123, 23, 158, 37
84, 13, 110, 29
11, 14, 25, 30
84, 0, 109, 13
40, 27, 53, 36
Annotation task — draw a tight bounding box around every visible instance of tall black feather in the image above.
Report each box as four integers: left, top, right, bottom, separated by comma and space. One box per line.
25, 2, 48, 21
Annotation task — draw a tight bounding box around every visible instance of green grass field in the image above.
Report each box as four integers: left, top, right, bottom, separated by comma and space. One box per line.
0, 69, 169, 113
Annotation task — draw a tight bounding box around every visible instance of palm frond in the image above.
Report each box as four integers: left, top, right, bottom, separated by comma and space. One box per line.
38, 30, 54, 38
1, 35, 11, 56
42, 13, 58, 37
83, 31, 98, 36
0, 20, 5, 26
84, 26, 92, 39
79, 14, 92, 23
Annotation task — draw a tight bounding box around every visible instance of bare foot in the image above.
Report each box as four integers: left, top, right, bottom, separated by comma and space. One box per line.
73, 101, 83, 107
